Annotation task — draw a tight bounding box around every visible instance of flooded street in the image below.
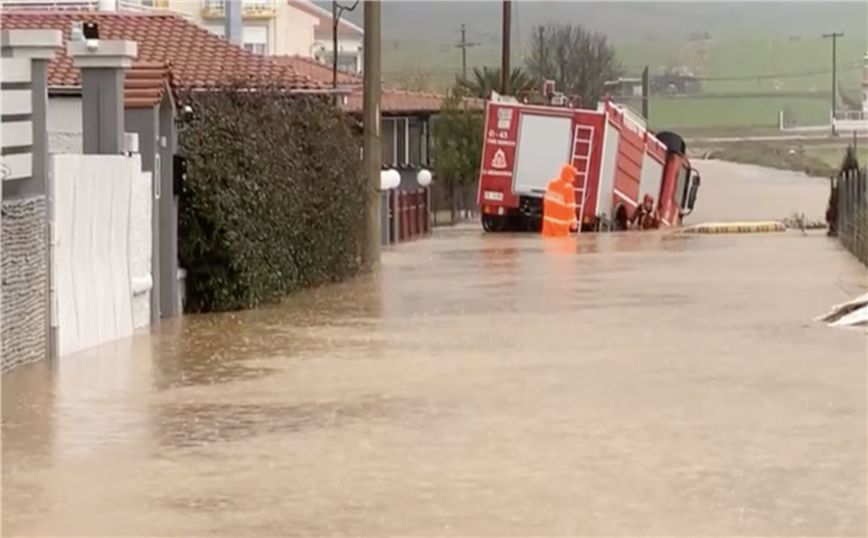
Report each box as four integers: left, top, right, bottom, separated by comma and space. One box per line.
3, 161, 867, 536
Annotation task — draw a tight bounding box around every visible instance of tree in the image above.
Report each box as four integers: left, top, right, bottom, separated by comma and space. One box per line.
840, 144, 860, 173
456, 66, 535, 99
432, 89, 483, 221
525, 24, 621, 107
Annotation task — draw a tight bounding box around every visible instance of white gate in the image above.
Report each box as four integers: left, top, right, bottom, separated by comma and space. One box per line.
51, 154, 152, 357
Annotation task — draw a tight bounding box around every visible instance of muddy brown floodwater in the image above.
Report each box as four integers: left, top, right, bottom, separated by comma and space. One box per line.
3, 161, 867, 536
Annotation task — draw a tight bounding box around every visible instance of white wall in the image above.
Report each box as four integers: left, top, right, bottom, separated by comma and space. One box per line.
130, 169, 153, 329
51, 153, 152, 358
48, 96, 83, 154
276, 2, 318, 56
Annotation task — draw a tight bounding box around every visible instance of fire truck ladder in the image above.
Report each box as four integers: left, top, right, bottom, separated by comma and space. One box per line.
571, 124, 595, 231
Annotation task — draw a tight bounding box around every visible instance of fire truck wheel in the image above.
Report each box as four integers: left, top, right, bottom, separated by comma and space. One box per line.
482, 215, 507, 232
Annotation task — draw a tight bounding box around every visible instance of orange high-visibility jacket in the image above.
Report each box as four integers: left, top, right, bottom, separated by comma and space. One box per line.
542, 165, 578, 238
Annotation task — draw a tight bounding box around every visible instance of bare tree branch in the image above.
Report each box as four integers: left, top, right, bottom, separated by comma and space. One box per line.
525, 24, 622, 106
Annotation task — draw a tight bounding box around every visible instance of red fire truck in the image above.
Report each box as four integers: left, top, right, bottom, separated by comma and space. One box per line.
477, 92, 701, 232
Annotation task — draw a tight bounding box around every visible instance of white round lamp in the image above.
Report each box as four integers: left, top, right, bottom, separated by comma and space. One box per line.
379, 169, 392, 190
387, 169, 401, 189
416, 169, 433, 187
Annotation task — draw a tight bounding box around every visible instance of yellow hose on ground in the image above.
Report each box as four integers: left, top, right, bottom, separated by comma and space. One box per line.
682, 221, 787, 234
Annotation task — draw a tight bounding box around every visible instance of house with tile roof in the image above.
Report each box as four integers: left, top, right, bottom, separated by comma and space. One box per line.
1, 0, 363, 69
0, 10, 339, 153
0, 11, 324, 90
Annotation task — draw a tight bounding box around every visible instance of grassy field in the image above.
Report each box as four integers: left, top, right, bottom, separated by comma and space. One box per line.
384, 35, 867, 131
689, 139, 868, 178
623, 96, 830, 129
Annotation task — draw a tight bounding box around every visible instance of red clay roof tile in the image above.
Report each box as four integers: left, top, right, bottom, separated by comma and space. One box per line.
273, 55, 361, 85
345, 89, 483, 115
124, 61, 170, 109
0, 11, 323, 91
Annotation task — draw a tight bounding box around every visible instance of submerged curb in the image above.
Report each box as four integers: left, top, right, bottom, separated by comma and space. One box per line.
682, 221, 787, 234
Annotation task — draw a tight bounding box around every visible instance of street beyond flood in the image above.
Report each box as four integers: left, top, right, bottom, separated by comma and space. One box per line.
3, 161, 866, 536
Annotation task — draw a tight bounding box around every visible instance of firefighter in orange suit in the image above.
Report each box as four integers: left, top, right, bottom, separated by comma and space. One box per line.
542, 164, 579, 238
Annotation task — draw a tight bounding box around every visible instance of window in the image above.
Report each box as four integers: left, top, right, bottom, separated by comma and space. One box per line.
242, 25, 268, 55
381, 119, 395, 165
322, 52, 359, 73
243, 25, 267, 52
675, 164, 689, 208
408, 118, 423, 166
205, 25, 266, 54
427, 116, 437, 166
338, 54, 358, 72
395, 118, 407, 165
243, 42, 267, 55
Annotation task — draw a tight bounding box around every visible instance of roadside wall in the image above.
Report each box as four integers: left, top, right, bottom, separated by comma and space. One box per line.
1, 47, 52, 373
838, 166, 868, 266
1, 197, 47, 372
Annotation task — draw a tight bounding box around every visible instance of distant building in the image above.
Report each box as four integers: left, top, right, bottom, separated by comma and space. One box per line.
603, 77, 643, 98
651, 69, 701, 95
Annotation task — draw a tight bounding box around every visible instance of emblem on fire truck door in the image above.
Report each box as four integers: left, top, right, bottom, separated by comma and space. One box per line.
496, 108, 513, 130
491, 148, 508, 169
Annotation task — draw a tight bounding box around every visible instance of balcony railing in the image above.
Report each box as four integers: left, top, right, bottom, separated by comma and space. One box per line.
0, 0, 191, 18
201, 0, 276, 19
0, 0, 97, 9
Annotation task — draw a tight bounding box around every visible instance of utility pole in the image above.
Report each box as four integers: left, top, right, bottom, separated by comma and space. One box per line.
501, 0, 511, 94
641, 66, 650, 120
822, 31, 844, 123
456, 24, 480, 81
332, 0, 359, 104
362, 0, 382, 266
333, 1, 338, 92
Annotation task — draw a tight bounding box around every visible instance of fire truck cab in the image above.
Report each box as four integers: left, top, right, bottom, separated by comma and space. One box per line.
477, 92, 700, 232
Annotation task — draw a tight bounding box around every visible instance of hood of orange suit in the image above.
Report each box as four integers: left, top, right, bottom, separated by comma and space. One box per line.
559, 164, 578, 183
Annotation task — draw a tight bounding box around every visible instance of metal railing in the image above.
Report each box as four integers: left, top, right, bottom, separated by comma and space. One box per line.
836, 166, 868, 265
0, 0, 99, 9
200, 0, 275, 18
0, 0, 192, 17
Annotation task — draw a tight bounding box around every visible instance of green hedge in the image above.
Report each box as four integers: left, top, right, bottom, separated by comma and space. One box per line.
177, 84, 366, 312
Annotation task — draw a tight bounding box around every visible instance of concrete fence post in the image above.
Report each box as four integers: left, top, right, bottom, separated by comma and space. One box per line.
1, 30, 62, 198
68, 40, 137, 155
1, 30, 61, 369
